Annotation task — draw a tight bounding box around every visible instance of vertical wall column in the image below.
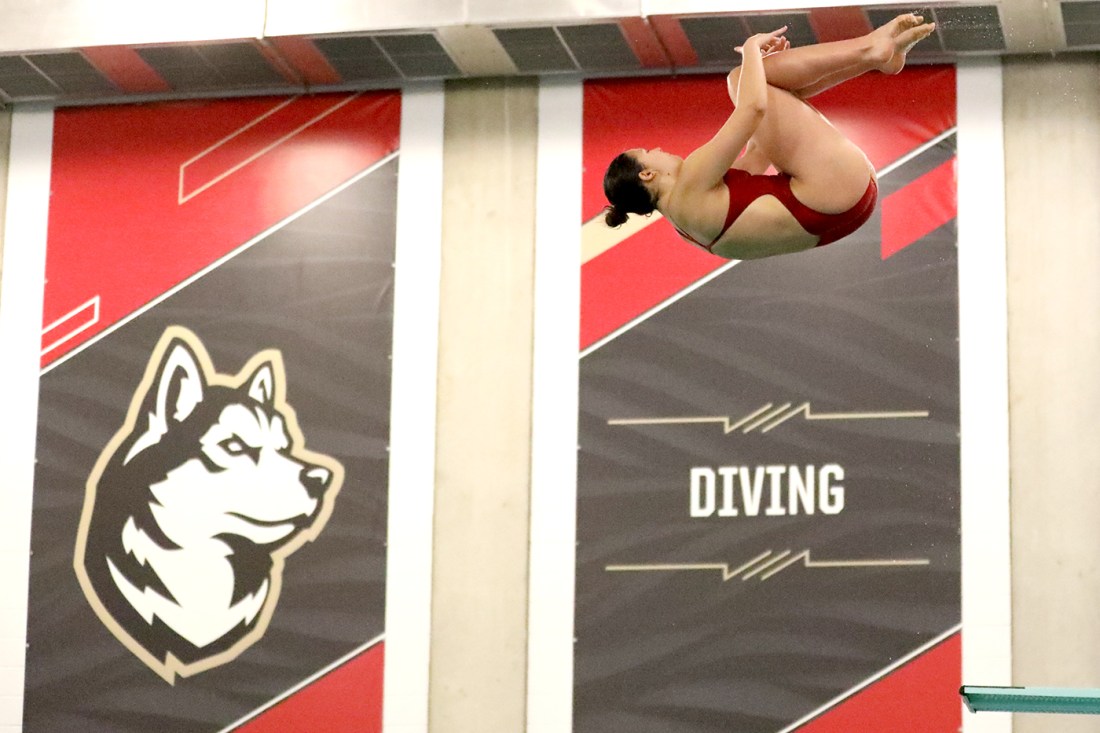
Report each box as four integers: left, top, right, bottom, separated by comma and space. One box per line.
1004, 55, 1100, 733
0, 105, 16, 733
430, 77, 538, 732
387, 83, 445, 733
958, 59, 1011, 733
526, 78, 581, 733
0, 108, 11, 295
0, 106, 52, 733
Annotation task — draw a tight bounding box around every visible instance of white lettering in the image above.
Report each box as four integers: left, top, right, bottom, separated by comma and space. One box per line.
789, 464, 815, 515
689, 464, 847, 518
717, 467, 739, 517
690, 467, 716, 517
739, 466, 765, 515
765, 465, 786, 516
819, 464, 845, 514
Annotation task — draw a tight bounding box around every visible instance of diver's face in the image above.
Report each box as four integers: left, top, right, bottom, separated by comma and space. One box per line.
629, 147, 682, 174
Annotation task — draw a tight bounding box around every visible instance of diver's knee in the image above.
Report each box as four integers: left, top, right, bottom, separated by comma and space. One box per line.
726, 67, 742, 101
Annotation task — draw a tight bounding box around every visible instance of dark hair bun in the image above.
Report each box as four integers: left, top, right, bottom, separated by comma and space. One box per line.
603, 152, 657, 226
604, 205, 629, 228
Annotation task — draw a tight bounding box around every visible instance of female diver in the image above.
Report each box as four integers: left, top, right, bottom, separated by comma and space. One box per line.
602, 14, 937, 260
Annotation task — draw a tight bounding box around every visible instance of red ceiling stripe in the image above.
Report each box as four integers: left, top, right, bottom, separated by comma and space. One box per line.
619, 18, 671, 69
808, 7, 873, 43
253, 39, 306, 85
647, 16, 699, 68
267, 37, 342, 86
80, 46, 171, 94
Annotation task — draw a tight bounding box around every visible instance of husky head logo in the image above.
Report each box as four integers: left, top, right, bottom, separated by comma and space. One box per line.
74, 326, 344, 682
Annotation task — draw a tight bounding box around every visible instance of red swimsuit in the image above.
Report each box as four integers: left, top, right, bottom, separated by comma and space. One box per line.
671, 168, 879, 253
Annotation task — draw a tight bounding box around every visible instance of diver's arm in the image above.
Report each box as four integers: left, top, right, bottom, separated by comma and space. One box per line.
678, 28, 782, 192
731, 139, 772, 175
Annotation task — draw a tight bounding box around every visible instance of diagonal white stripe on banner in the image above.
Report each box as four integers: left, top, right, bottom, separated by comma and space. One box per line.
217, 634, 384, 733
179, 94, 362, 204
580, 258, 740, 359
877, 126, 957, 179
775, 624, 961, 733
42, 151, 398, 376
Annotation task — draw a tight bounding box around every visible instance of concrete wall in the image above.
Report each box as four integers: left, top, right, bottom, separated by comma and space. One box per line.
1004, 54, 1100, 732
430, 77, 538, 732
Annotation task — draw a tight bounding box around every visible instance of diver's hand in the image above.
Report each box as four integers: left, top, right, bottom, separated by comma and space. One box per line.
736, 27, 789, 56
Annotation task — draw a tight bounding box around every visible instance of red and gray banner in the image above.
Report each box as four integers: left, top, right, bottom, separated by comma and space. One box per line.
576, 68, 960, 731
25, 92, 399, 731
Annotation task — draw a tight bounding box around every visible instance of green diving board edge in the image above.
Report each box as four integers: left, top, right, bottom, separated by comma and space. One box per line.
961, 685, 1100, 714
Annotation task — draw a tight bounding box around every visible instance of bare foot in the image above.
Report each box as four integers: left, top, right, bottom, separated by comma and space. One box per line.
867, 14, 923, 71
879, 18, 937, 75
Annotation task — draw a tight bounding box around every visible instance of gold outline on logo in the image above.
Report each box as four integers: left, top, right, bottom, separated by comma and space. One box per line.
72, 325, 345, 683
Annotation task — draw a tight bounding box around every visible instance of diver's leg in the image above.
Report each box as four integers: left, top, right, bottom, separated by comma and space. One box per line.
790, 64, 869, 99
748, 85, 874, 212
728, 14, 934, 103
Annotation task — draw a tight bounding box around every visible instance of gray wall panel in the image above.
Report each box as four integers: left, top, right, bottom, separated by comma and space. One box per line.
1005, 53, 1100, 733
